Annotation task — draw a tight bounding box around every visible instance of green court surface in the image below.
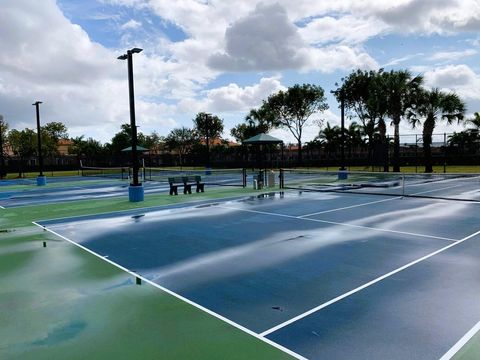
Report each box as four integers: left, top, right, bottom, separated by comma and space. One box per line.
0, 185, 292, 360
454, 332, 480, 360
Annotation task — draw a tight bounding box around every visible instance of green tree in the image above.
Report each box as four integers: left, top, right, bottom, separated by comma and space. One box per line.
0, 115, 8, 178
260, 84, 328, 165
382, 70, 423, 172
230, 108, 274, 142
69, 136, 105, 160
408, 88, 466, 173
317, 122, 342, 157
345, 122, 364, 159
8, 128, 37, 177
40, 121, 69, 157
334, 70, 389, 170
165, 127, 198, 165
108, 123, 146, 155
193, 112, 224, 167
143, 131, 165, 153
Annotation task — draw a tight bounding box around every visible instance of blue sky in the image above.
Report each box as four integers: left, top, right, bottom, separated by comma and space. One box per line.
0, 0, 479, 143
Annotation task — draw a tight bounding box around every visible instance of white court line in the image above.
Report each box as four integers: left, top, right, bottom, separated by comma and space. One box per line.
0, 204, 5, 209
32, 221, 306, 360
439, 320, 480, 360
261, 228, 480, 337
298, 197, 398, 218
411, 183, 470, 196
218, 205, 458, 243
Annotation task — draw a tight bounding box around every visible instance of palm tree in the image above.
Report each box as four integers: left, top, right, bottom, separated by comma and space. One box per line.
467, 112, 480, 134
317, 122, 341, 159
345, 122, 363, 161
383, 70, 423, 172
408, 88, 466, 173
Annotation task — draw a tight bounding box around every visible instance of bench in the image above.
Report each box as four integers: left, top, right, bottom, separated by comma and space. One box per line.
168, 176, 204, 195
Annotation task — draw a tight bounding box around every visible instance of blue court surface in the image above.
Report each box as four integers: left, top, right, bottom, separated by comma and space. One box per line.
37, 191, 480, 359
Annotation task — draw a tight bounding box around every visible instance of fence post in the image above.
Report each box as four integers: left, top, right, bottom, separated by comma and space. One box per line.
443, 132, 447, 173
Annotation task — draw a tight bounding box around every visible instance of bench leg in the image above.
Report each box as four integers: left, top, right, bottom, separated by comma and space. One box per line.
196, 184, 204, 193
170, 185, 178, 195
184, 184, 192, 194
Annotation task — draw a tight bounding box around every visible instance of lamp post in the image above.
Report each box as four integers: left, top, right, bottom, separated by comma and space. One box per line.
0, 114, 5, 179
204, 112, 212, 170
118, 47, 144, 202
33, 101, 46, 185
340, 91, 346, 171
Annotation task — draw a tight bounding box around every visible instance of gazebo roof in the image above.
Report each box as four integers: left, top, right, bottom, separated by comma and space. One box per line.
121, 145, 149, 152
242, 133, 283, 145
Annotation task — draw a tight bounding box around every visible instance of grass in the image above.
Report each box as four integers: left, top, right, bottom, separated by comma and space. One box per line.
0, 184, 292, 360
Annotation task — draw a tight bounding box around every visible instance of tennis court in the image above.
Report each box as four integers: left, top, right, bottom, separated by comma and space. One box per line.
35, 187, 480, 360
0, 168, 251, 208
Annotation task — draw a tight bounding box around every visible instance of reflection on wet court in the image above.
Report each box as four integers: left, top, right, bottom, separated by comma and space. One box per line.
38, 191, 480, 360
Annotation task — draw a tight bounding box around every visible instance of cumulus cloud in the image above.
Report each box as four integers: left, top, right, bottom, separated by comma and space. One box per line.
423, 64, 480, 100
208, 3, 308, 71
206, 77, 286, 112
208, 2, 378, 73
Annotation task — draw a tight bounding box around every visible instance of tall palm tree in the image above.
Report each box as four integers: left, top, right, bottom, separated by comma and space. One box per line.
345, 122, 363, 161
408, 88, 466, 173
317, 122, 341, 158
383, 70, 423, 172
467, 112, 480, 134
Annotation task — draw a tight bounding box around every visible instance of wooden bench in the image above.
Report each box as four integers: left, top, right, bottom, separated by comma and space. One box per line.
168, 176, 204, 195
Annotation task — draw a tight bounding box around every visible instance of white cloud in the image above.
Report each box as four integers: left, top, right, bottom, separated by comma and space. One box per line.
121, 19, 142, 30
423, 64, 480, 100
1, 0, 479, 143
298, 15, 387, 45
206, 77, 286, 112
208, 3, 308, 71
208, 3, 378, 73
429, 49, 477, 62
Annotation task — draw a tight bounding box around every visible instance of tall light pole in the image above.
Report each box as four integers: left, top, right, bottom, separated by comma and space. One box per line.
33, 101, 46, 185
118, 47, 144, 202
340, 90, 346, 171
204, 112, 212, 170
0, 114, 5, 179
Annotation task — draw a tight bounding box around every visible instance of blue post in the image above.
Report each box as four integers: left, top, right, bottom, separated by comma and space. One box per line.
338, 170, 348, 180
129, 184, 144, 202
37, 175, 47, 186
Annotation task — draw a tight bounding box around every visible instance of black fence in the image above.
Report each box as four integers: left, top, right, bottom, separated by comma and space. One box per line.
2, 133, 479, 177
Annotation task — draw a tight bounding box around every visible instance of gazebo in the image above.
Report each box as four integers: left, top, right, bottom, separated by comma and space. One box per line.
242, 133, 283, 187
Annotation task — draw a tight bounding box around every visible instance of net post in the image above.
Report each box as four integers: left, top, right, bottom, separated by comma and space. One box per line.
242, 168, 247, 188
402, 173, 405, 198
279, 168, 284, 189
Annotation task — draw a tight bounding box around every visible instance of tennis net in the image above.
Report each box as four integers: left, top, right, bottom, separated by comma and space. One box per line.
143, 167, 247, 187
280, 169, 480, 202
81, 166, 129, 180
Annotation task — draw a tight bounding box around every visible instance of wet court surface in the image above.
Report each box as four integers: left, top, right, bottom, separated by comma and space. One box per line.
0, 180, 170, 208
38, 191, 480, 359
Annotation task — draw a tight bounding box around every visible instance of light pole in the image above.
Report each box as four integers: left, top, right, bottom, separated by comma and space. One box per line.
33, 101, 46, 185
340, 90, 346, 171
204, 112, 212, 170
118, 47, 144, 202
0, 114, 5, 179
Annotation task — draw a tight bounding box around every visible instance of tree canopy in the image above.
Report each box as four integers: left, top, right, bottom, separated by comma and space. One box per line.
260, 83, 328, 164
